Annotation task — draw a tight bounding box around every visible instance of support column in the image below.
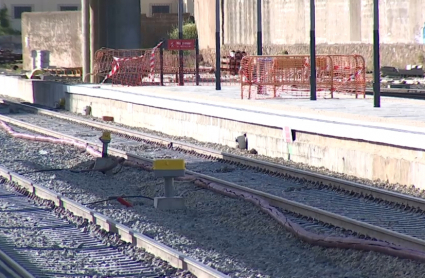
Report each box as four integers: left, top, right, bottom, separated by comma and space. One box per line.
81, 0, 90, 82
105, 0, 142, 49
90, 0, 99, 83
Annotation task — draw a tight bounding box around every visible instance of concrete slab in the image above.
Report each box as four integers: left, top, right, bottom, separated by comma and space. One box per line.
69, 83, 425, 128
154, 197, 185, 210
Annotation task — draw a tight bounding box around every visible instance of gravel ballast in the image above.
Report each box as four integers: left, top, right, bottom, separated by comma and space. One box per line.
0, 180, 181, 278
2, 94, 425, 199
1, 128, 425, 277
3, 112, 425, 242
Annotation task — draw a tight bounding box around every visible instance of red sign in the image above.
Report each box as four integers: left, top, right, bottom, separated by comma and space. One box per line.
167, 39, 196, 50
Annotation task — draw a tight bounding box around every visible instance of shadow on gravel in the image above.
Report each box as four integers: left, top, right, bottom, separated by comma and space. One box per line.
17, 159, 303, 277
0, 237, 46, 277
11, 154, 419, 277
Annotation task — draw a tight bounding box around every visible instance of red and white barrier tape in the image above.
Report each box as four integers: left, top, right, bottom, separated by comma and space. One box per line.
101, 55, 144, 84
149, 41, 163, 82
101, 41, 163, 84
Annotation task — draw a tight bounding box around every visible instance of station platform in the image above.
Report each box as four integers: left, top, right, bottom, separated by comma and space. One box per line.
67, 83, 425, 150
1, 74, 425, 187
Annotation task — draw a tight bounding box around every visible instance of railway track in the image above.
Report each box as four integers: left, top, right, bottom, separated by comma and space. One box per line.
1, 100, 425, 264
0, 176, 180, 278
365, 87, 425, 99
0, 242, 34, 278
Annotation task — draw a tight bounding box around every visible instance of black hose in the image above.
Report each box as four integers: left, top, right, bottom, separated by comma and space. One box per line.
83, 195, 154, 206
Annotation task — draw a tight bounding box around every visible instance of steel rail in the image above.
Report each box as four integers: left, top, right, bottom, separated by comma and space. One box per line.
365, 88, 425, 99
0, 161, 229, 278
0, 248, 35, 278
4, 100, 425, 212
1, 113, 425, 253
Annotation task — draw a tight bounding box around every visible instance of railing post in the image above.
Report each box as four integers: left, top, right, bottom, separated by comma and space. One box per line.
215, 0, 221, 90
310, 0, 317, 101
160, 41, 164, 86
373, 0, 381, 107
178, 0, 184, 86
195, 39, 200, 86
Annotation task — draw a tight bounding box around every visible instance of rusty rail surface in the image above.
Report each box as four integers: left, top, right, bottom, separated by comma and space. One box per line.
2, 101, 425, 262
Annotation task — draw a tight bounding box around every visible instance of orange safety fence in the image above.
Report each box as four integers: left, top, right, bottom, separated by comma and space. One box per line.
90, 47, 216, 86
240, 55, 366, 100
90, 48, 150, 86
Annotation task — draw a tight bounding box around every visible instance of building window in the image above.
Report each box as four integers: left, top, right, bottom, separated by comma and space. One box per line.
152, 5, 170, 14
59, 6, 79, 11
13, 6, 32, 19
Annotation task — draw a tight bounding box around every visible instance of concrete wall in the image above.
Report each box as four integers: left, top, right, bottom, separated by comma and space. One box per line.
20, 10, 187, 69
21, 11, 82, 71
195, 0, 425, 67
214, 0, 425, 45
194, 0, 218, 50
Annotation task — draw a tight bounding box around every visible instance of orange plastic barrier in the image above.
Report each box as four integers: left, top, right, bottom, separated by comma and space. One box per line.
91, 48, 150, 86
90, 48, 215, 85
240, 55, 366, 99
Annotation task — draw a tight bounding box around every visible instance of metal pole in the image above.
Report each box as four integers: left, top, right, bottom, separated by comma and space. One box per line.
178, 0, 184, 86
215, 0, 221, 90
257, 0, 262, 55
310, 0, 317, 101
160, 43, 164, 86
195, 39, 200, 85
89, 0, 98, 83
81, 0, 90, 83
164, 177, 176, 197
373, 0, 381, 107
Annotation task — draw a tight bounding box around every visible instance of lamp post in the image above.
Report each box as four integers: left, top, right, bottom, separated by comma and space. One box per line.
373, 0, 381, 107
310, 0, 317, 101
257, 0, 262, 55
215, 0, 221, 90
178, 0, 184, 86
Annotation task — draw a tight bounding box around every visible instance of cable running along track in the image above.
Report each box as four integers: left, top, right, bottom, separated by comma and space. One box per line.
1, 99, 425, 263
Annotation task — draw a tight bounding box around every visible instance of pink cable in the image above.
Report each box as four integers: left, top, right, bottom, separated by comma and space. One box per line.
0, 121, 102, 157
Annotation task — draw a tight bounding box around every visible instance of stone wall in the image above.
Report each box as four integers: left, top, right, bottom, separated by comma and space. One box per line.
200, 43, 425, 70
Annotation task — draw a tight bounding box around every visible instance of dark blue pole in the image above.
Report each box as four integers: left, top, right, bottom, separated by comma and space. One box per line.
215, 0, 221, 90
178, 0, 184, 86
373, 0, 381, 107
257, 0, 262, 55
310, 0, 317, 101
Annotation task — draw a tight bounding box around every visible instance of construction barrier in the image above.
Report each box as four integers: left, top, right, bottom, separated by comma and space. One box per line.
240, 55, 366, 99
90, 46, 215, 86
